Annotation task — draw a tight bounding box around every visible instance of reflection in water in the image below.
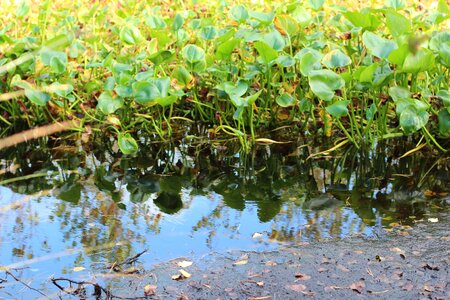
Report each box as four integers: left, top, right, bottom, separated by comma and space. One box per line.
0, 139, 448, 297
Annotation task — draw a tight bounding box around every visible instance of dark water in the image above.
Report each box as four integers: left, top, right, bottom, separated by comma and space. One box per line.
0, 138, 448, 297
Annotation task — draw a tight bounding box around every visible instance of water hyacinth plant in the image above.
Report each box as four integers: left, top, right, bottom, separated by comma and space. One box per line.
0, 0, 448, 154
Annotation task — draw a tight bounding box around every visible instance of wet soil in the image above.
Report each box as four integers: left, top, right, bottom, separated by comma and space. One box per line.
86, 211, 449, 300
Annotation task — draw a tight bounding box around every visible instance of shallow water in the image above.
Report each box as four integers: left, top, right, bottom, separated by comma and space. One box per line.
0, 140, 448, 298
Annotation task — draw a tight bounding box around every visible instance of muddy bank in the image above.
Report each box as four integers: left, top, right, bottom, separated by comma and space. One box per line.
69, 211, 449, 300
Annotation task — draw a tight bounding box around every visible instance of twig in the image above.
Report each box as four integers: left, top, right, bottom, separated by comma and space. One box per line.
5, 270, 49, 298
108, 250, 147, 271
51, 277, 149, 299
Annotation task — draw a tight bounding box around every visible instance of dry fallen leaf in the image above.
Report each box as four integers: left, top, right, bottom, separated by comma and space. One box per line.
73, 266, 85, 272
336, 264, 350, 272
428, 218, 439, 223
265, 261, 277, 266
144, 285, 157, 295
402, 282, 414, 291
294, 273, 311, 281
179, 269, 191, 278
349, 280, 365, 294
423, 284, 434, 292
256, 281, 264, 287
390, 247, 404, 254
233, 260, 248, 266
172, 269, 191, 280
287, 284, 306, 293
177, 260, 193, 268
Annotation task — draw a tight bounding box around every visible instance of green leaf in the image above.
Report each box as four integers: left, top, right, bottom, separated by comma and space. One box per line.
229, 5, 249, 23
149, 50, 174, 65
437, 89, 450, 108
385, 0, 405, 10
273, 15, 298, 36
25, 89, 51, 106
199, 26, 217, 40
300, 52, 322, 76
308, 0, 325, 11
49, 82, 74, 98
276, 93, 296, 107
254, 41, 278, 64
386, 11, 411, 38
402, 48, 435, 73
215, 38, 241, 61
399, 107, 428, 134
115, 85, 132, 97
308, 69, 345, 101
172, 66, 193, 87
146, 14, 167, 29
250, 11, 275, 25
389, 86, 410, 102
438, 109, 450, 135
181, 44, 205, 63
118, 133, 138, 155
396, 98, 428, 115
429, 31, 450, 67
326, 100, 349, 118
132, 78, 170, 105
366, 103, 377, 120
156, 95, 178, 107
388, 44, 409, 66
120, 25, 143, 45
362, 32, 397, 59
40, 47, 68, 69
50, 56, 66, 73
275, 55, 295, 67
172, 13, 184, 31
96, 91, 123, 114
263, 30, 286, 51
321, 49, 351, 68
15, 0, 30, 19
344, 11, 381, 31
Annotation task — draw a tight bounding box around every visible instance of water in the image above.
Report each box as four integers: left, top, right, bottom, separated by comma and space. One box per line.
0, 140, 448, 298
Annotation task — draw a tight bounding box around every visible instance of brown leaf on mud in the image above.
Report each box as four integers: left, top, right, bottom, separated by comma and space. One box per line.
233, 259, 248, 266
294, 273, 311, 280
144, 285, 157, 295
265, 261, 277, 266
349, 280, 365, 294
390, 247, 404, 254
256, 281, 264, 287
172, 269, 191, 280
423, 284, 434, 292
336, 264, 350, 272
287, 284, 306, 292
392, 270, 403, 280
177, 260, 193, 268
402, 282, 414, 291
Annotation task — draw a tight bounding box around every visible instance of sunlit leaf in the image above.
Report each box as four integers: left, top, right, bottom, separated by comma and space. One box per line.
321, 49, 351, 68
362, 32, 397, 59
120, 25, 143, 45
276, 93, 296, 107
254, 41, 278, 64
25, 89, 51, 106
229, 5, 249, 23
97, 91, 123, 114
308, 69, 345, 101
326, 100, 349, 118
118, 133, 138, 155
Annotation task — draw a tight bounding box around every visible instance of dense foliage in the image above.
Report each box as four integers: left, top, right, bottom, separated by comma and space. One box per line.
0, 0, 449, 153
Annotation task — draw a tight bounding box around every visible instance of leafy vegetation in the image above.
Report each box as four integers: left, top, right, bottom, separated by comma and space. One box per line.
0, 0, 448, 154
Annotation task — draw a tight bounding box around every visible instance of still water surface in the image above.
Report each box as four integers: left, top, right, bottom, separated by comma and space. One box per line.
0, 141, 448, 297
